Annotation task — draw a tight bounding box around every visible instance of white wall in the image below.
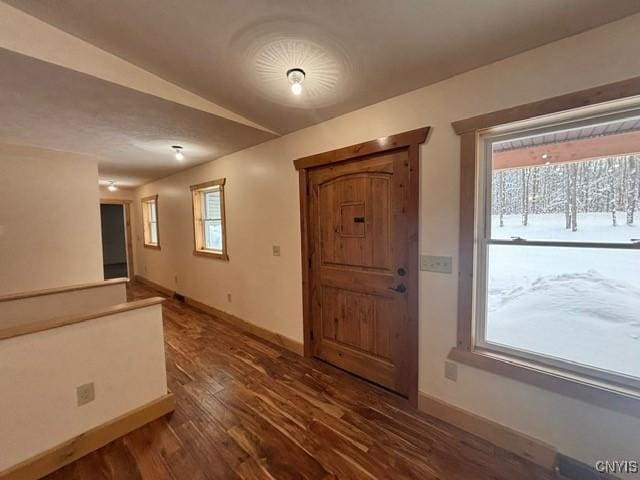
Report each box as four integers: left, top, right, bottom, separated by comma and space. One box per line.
134, 14, 640, 471
0, 304, 167, 470
0, 145, 104, 294
0, 281, 127, 329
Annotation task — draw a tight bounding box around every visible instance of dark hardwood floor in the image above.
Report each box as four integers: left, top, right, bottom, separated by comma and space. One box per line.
45, 282, 557, 479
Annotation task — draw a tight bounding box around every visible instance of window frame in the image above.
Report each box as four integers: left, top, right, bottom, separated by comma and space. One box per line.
141, 195, 160, 250
450, 75, 640, 418
190, 178, 228, 260
474, 113, 640, 391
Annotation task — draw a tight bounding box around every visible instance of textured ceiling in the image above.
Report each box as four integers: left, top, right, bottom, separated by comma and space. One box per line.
5, 0, 640, 134
0, 48, 275, 186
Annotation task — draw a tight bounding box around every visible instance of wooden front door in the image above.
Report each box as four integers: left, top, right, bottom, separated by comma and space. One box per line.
297, 128, 428, 402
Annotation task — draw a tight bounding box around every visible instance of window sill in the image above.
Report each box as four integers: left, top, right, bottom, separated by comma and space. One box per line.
193, 249, 228, 260
143, 244, 161, 250
448, 347, 640, 418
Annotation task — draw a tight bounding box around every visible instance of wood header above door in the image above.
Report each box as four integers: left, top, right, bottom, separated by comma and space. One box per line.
293, 127, 431, 170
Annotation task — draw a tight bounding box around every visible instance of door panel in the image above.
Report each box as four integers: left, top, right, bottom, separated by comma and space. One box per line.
319, 175, 391, 269
321, 286, 394, 360
309, 150, 411, 396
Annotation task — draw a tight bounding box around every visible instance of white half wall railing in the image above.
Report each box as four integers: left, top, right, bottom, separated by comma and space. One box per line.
0, 278, 128, 330
0, 292, 172, 478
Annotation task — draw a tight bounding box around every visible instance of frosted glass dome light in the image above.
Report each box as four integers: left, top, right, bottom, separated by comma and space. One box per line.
172, 145, 184, 161
287, 68, 305, 95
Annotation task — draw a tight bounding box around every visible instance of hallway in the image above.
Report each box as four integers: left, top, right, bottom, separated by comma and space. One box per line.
45, 282, 555, 480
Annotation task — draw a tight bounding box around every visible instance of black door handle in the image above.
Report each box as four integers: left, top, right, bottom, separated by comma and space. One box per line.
389, 284, 406, 293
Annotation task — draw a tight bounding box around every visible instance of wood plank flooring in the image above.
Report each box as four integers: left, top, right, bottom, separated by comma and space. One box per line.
45, 282, 557, 479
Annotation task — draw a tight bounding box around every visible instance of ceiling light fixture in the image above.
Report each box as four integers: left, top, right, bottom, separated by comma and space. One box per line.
541, 153, 549, 160
107, 181, 118, 192
172, 145, 184, 161
286, 68, 305, 95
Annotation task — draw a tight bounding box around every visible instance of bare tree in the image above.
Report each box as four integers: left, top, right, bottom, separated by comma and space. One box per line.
626, 155, 638, 225
569, 163, 578, 231
498, 170, 505, 227
564, 164, 571, 229
608, 158, 617, 226
531, 168, 540, 214
521, 168, 530, 226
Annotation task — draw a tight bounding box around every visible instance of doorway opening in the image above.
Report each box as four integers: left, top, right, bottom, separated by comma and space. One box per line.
100, 201, 134, 279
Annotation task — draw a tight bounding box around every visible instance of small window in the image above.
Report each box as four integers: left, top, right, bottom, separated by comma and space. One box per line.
476, 109, 640, 385
141, 195, 160, 249
191, 179, 227, 259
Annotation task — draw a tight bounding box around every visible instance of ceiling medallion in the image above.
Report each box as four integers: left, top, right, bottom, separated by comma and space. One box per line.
230, 19, 356, 108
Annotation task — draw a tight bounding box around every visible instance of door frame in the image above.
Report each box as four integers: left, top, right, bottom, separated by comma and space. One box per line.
100, 198, 135, 280
294, 127, 430, 406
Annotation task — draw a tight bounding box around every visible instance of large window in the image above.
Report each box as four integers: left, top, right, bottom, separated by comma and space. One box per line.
476, 110, 640, 386
191, 178, 228, 259
141, 195, 160, 249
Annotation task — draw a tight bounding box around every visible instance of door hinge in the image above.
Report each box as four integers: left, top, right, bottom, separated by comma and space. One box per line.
308, 257, 312, 269
310, 330, 314, 341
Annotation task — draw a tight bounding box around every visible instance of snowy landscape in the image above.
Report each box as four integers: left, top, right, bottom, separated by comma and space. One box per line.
486, 155, 639, 379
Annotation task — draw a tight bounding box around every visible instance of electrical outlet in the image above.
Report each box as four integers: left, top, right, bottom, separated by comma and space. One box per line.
444, 361, 458, 382
227, 293, 232, 303
420, 255, 452, 274
76, 382, 95, 406
272, 245, 281, 256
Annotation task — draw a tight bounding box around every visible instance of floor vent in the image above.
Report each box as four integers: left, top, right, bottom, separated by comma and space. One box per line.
173, 292, 185, 302
556, 454, 620, 480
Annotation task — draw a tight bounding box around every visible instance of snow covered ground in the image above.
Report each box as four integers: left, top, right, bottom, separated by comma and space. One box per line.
486, 213, 640, 379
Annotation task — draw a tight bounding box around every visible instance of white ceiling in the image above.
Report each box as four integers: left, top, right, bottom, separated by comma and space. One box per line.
2, 0, 640, 185
6, 0, 640, 135
0, 48, 275, 186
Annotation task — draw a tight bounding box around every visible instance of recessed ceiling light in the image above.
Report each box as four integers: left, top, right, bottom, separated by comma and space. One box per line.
541, 153, 549, 159
287, 68, 305, 95
107, 180, 118, 192
172, 145, 184, 161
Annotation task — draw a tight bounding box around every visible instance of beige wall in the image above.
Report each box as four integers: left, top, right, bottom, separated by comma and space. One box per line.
134, 14, 640, 472
0, 281, 127, 329
99, 185, 136, 201
0, 304, 167, 470
0, 145, 104, 295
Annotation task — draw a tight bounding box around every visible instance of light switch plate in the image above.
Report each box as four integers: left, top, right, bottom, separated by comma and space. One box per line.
420, 255, 452, 274
76, 382, 95, 406
272, 245, 281, 256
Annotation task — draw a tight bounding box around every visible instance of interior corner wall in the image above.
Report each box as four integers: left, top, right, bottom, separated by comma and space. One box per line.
0, 145, 104, 294
133, 13, 640, 474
